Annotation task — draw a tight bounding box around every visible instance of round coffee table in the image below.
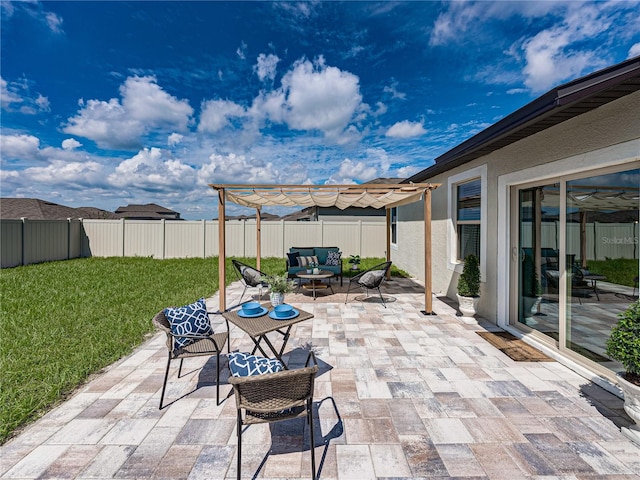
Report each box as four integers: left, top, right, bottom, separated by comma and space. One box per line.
295, 270, 335, 300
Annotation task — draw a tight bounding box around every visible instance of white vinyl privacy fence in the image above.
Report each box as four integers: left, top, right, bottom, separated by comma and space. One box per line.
1, 218, 389, 268
2, 218, 637, 268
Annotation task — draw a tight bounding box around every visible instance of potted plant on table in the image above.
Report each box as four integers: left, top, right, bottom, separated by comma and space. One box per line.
348, 255, 361, 271
605, 299, 640, 444
456, 254, 480, 317
263, 273, 295, 306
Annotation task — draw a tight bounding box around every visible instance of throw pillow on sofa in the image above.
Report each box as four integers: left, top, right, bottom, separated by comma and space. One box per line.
287, 251, 300, 267
298, 255, 319, 267
326, 250, 341, 266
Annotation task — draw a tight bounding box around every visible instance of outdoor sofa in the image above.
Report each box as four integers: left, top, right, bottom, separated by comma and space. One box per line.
286, 246, 343, 285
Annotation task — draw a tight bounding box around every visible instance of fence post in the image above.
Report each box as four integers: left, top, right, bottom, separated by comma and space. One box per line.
121, 218, 126, 257
21, 218, 26, 266
202, 219, 206, 258
161, 219, 166, 259
67, 218, 71, 259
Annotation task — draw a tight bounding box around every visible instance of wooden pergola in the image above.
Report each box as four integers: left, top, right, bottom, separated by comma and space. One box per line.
209, 183, 440, 314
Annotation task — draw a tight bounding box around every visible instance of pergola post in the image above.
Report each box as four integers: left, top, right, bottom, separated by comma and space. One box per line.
386, 208, 391, 280
256, 207, 262, 271
218, 188, 226, 313
423, 189, 433, 314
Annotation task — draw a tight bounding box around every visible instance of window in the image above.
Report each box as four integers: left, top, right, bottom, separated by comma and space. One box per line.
456, 178, 481, 260
390, 207, 397, 244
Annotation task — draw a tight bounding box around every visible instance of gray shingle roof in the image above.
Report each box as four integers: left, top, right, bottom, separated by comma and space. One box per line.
0, 198, 121, 220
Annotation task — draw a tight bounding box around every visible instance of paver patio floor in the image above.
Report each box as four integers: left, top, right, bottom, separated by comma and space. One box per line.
2, 277, 639, 479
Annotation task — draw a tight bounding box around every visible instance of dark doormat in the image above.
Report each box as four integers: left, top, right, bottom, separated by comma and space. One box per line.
477, 331, 555, 362
544, 332, 609, 363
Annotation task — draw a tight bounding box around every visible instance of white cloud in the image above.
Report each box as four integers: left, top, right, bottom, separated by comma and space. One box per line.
237, 41, 247, 60
61, 138, 82, 150
327, 158, 378, 184
108, 147, 196, 188
35, 93, 50, 111
278, 57, 365, 141
629, 43, 640, 58
254, 53, 280, 82
198, 99, 246, 133
198, 152, 280, 185
63, 76, 193, 149
27, 160, 104, 185
1, 77, 23, 109
0, 134, 40, 159
517, 3, 616, 92
167, 133, 183, 146
383, 82, 406, 100
385, 120, 426, 138
45, 11, 63, 33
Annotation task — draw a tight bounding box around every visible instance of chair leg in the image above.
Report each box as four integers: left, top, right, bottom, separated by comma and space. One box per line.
345, 283, 352, 304
238, 284, 248, 303
216, 350, 221, 406
177, 358, 185, 377
236, 411, 242, 480
377, 287, 386, 308
308, 400, 316, 480
159, 354, 172, 410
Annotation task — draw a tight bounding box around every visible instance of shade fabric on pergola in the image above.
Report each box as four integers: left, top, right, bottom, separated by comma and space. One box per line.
209, 183, 440, 314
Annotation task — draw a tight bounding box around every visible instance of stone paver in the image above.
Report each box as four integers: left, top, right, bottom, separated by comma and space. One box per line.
2, 278, 639, 479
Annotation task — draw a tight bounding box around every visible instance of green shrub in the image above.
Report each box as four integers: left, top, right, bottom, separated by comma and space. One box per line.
457, 254, 480, 297
605, 300, 640, 379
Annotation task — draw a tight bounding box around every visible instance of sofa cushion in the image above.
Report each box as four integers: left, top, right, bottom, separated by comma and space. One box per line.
286, 251, 300, 267
314, 247, 339, 264
290, 247, 315, 257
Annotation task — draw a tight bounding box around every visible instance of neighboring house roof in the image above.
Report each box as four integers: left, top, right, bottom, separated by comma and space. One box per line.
407, 56, 640, 182
115, 203, 181, 220
0, 198, 121, 220
225, 212, 281, 221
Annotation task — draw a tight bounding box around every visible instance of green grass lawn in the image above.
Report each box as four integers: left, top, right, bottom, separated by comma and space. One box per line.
0, 255, 404, 444
586, 258, 638, 287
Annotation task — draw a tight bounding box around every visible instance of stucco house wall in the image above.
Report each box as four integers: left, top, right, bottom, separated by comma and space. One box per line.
393, 89, 640, 322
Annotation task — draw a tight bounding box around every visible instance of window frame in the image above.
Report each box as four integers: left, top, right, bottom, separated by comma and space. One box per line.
390, 207, 398, 246
447, 165, 487, 279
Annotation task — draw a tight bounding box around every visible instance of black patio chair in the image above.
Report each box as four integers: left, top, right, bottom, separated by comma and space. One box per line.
152, 309, 228, 409
229, 351, 319, 480
345, 261, 393, 308
232, 259, 269, 303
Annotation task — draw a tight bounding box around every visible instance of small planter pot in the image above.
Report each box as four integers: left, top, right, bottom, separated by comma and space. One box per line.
617, 372, 640, 445
456, 294, 479, 317
270, 292, 285, 306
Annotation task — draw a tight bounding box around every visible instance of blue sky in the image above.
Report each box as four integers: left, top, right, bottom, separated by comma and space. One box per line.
2, 1, 639, 219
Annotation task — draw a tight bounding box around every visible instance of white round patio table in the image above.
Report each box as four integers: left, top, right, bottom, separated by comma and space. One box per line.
295, 270, 335, 300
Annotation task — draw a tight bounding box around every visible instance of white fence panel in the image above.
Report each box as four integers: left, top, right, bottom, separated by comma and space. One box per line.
165, 220, 207, 258
124, 221, 164, 258
1, 220, 23, 268
284, 222, 324, 251
261, 221, 285, 257
23, 220, 69, 265
82, 220, 124, 257
361, 222, 387, 257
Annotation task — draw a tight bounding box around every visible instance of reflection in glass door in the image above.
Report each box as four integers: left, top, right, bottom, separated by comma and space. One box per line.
514, 167, 639, 375
517, 184, 560, 340
565, 169, 639, 366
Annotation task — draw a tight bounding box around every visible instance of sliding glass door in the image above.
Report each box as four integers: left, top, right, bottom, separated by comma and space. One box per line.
514, 166, 639, 374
